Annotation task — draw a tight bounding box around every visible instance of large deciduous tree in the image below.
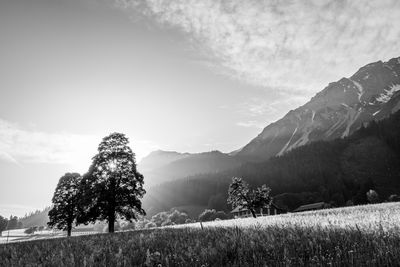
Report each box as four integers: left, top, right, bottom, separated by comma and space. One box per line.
48, 173, 81, 236
77, 132, 145, 233
227, 177, 272, 218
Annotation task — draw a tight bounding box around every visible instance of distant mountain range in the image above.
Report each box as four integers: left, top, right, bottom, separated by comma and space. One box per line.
139, 150, 242, 186
143, 103, 400, 216
140, 56, 400, 184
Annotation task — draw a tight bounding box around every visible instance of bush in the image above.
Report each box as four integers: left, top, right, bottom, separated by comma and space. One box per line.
145, 222, 157, 229
24, 226, 38, 235
388, 194, 400, 202
198, 209, 216, 222
199, 209, 231, 222
367, 190, 379, 204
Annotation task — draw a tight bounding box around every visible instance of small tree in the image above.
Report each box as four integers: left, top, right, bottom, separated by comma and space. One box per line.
77, 133, 146, 233
366, 189, 379, 204
198, 209, 217, 222
227, 177, 272, 218
48, 173, 81, 236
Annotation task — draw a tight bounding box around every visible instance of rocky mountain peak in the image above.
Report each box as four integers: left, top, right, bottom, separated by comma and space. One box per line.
237, 56, 400, 161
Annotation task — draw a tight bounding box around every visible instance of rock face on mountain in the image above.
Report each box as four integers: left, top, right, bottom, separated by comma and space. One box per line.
237, 57, 400, 161
139, 150, 242, 186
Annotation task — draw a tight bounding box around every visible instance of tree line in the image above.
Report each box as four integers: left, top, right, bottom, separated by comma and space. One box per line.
0, 216, 23, 235
47, 132, 145, 236
144, 110, 400, 215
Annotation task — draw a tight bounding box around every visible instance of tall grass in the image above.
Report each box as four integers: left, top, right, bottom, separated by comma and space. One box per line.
1, 203, 400, 266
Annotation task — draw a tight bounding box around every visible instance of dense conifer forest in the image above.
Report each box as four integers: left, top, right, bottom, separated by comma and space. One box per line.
144, 110, 400, 215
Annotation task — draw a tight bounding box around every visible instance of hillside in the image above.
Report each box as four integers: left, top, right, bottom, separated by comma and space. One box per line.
19, 207, 50, 228
2, 203, 400, 266
141, 56, 400, 188
139, 150, 242, 186
143, 109, 400, 216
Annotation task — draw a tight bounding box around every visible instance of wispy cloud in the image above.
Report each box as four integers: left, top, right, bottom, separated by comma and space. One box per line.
234, 95, 307, 128
0, 118, 158, 169
116, 0, 400, 94
236, 120, 266, 129
239, 98, 278, 117
0, 118, 98, 166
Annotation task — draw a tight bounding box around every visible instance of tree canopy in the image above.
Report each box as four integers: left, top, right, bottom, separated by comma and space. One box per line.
227, 177, 272, 218
48, 172, 81, 236
77, 132, 146, 233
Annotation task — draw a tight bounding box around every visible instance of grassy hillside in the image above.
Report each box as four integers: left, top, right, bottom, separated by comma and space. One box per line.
1, 203, 400, 266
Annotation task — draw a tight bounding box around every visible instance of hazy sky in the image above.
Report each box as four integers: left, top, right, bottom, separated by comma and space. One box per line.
1, 0, 399, 217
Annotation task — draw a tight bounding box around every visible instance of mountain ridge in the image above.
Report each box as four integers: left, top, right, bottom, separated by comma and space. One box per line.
140, 56, 400, 185
236, 56, 400, 161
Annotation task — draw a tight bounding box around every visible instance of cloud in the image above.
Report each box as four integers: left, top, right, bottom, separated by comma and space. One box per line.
116, 0, 400, 94
234, 95, 308, 128
0, 151, 19, 165
239, 98, 278, 117
236, 120, 266, 129
0, 118, 158, 169
0, 118, 98, 166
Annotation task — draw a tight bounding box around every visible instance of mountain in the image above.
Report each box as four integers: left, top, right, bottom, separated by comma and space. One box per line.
139, 150, 191, 173
139, 150, 242, 186
143, 109, 400, 216
237, 57, 400, 161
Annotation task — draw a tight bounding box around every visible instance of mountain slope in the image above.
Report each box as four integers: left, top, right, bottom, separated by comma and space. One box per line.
140, 150, 242, 186
237, 57, 400, 161
143, 109, 400, 216
139, 150, 190, 173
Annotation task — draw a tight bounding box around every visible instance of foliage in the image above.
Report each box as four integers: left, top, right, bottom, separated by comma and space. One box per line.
19, 207, 51, 228
77, 133, 145, 233
0, 216, 8, 236
366, 189, 379, 204
48, 173, 81, 236
144, 110, 400, 215
24, 226, 38, 235
5, 216, 22, 230
198, 209, 231, 222
2, 203, 400, 266
388, 194, 400, 202
148, 209, 189, 227
227, 177, 272, 218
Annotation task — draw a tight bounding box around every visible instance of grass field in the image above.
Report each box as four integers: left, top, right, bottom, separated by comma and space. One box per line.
1, 203, 400, 266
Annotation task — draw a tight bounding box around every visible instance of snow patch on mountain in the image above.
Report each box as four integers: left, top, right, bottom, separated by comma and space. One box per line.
376, 84, 400, 103
350, 79, 364, 101
342, 107, 362, 138
277, 127, 298, 156
373, 110, 381, 116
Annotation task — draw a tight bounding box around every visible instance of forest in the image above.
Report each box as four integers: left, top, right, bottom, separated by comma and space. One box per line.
143, 110, 400, 215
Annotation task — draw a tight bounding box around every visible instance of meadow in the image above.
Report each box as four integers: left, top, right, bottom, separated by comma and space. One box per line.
1, 203, 400, 266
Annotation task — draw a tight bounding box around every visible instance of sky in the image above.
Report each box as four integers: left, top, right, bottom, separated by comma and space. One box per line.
1, 0, 399, 217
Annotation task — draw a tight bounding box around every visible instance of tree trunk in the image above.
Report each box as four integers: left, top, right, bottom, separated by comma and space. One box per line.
250, 209, 257, 218
67, 224, 72, 237
108, 213, 115, 233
